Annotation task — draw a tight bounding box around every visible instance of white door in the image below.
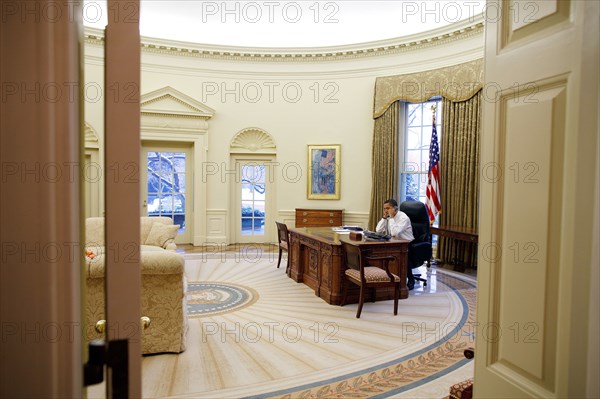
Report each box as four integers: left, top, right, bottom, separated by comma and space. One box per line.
142, 144, 193, 244
476, 1, 598, 397
234, 158, 275, 243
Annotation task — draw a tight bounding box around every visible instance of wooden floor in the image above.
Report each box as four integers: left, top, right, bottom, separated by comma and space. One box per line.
88, 247, 477, 398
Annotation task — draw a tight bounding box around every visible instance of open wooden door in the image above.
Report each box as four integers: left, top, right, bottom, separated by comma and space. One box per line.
476, 1, 598, 397
103, 0, 142, 396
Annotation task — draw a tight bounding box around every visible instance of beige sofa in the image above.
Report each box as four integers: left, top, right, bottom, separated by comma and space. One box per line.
85, 216, 187, 354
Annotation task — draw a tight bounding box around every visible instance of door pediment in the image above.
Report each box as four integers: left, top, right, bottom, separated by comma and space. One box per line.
141, 86, 214, 133
141, 86, 215, 118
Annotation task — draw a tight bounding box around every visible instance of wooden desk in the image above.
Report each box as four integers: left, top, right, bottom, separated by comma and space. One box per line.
288, 227, 410, 305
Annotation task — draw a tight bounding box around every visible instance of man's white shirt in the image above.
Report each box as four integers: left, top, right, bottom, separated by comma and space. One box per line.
376, 211, 414, 241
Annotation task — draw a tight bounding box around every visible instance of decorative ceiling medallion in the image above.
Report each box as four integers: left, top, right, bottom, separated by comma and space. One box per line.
187, 282, 259, 317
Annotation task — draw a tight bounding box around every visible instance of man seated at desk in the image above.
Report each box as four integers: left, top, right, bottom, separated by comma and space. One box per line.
376, 199, 418, 290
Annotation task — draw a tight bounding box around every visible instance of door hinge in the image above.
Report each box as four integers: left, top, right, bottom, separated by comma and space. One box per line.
83, 339, 129, 398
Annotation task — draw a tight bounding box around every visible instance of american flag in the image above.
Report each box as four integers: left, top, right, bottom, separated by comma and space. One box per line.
425, 111, 441, 223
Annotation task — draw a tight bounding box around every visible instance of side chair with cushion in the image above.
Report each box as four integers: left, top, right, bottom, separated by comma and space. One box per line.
400, 200, 433, 290
340, 241, 399, 318
275, 221, 290, 272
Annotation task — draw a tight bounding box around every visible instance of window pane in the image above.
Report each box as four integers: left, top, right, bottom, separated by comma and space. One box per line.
174, 194, 185, 213
240, 165, 253, 184
421, 149, 430, 170
253, 201, 265, 214
403, 174, 420, 201
147, 172, 160, 193
174, 173, 185, 193
241, 184, 254, 200
241, 202, 253, 216
253, 184, 266, 201
173, 214, 185, 233
253, 218, 265, 234
419, 178, 428, 198
423, 104, 435, 126
160, 153, 174, 172
147, 193, 160, 215
160, 197, 174, 214
406, 127, 421, 149
254, 166, 266, 183
173, 152, 185, 173
407, 104, 421, 126
405, 150, 422, 170
159, 174, 174, 193
242, 164, 265, 183
241, 218, 253, 234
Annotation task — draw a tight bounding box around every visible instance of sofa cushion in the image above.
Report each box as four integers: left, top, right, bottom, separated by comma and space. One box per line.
86, 216, 178, 250
85, 217, 105, 247
145, 223, 179, 248
140, 216, 176, 243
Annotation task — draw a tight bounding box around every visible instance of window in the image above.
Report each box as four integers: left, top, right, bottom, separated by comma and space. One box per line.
146, 151, 187, 233
240, 164, 266, 236
399, 98, 442, 208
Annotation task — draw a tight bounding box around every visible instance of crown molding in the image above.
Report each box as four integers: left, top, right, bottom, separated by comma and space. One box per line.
84, 15, 484, 62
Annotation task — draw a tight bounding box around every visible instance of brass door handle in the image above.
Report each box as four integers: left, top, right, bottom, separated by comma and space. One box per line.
141, 316, 151, 330
95, 320, 106, 334
95, 317, 151, 334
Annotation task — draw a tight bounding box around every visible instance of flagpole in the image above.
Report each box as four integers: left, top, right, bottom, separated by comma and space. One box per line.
425, 104, 441, 224
431, 104, 438, 220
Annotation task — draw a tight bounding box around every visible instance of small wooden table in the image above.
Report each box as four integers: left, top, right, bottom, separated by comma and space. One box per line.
430, 225, 478, 269
287, 227, 410, 305
430, 225, 478, 243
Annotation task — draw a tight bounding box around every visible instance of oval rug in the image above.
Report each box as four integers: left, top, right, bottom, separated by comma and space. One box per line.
187, 281, 259, 317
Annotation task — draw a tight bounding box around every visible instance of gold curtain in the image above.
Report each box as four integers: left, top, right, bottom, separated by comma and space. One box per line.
369, 59, 484, 246
373, 59, 484, 118
368, 102, 398, 230
437, 91, 482, 268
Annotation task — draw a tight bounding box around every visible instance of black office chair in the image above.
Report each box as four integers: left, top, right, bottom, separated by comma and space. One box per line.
400, 200, 433, 290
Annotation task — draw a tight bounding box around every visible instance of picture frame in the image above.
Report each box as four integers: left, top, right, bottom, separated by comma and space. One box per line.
307, 144, 341, 200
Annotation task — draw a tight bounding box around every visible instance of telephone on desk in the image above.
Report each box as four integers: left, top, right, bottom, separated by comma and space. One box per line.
363, 230, 391, 241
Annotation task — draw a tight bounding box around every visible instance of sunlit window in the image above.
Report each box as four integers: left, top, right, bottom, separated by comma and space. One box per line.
399, 98, 442, 206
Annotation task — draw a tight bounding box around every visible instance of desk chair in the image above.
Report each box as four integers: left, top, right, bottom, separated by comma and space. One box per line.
400, 200, 433, 290
340, 242, 399, 318
275, 222, 290, 272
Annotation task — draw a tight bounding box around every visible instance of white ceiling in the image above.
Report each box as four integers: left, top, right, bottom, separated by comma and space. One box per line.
83, 0, 485, 48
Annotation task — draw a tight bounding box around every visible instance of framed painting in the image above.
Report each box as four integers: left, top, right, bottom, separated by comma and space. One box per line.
307, 144, 341, 200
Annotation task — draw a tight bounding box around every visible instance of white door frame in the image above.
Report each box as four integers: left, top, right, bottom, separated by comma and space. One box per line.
230, 155, 276, 244
140, 86, 215, 246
